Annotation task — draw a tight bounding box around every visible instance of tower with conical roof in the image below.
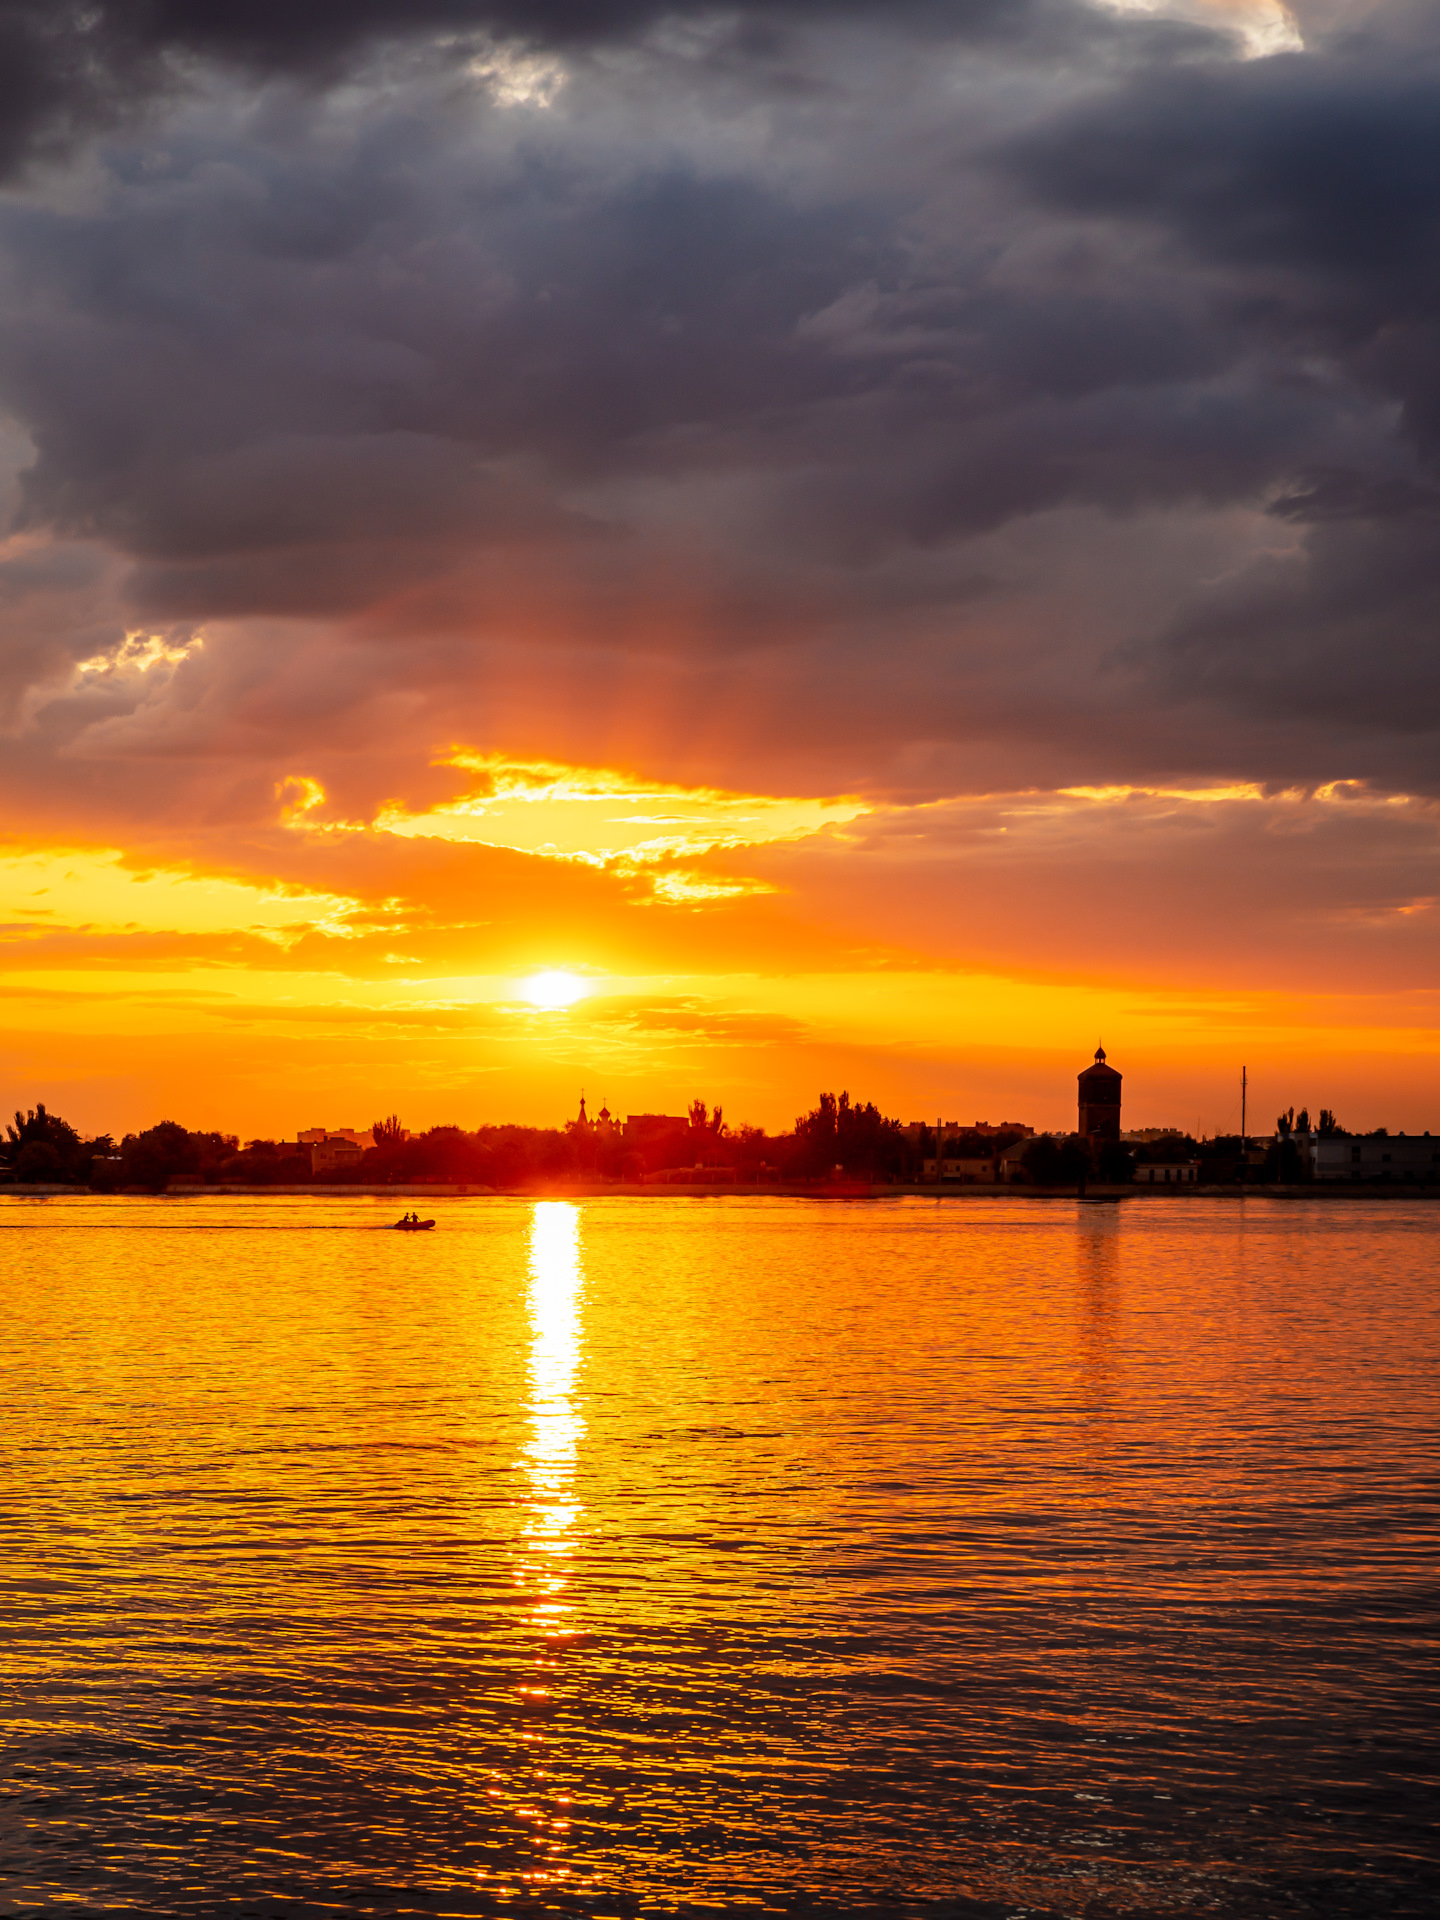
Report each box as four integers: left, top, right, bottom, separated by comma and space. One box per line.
1078, 1045, 1122, 1144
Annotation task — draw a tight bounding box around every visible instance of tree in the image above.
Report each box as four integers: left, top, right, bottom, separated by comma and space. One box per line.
1267, 1126, 1306, 1183
4, 1104, 93, 1183
8, 1103, 78, 1150
119, 1123, 236, 1192
1276, 1107, 1295, 1137
393, 1126, 487, 1184
12, 1139, 64, 1181
372, 1114, 406, 1147
721, 1124, 772, 1180
1021, 1134, 1092, 1187
1096, 1138, 1136, 1185
215, 1140, 310, 1186
789, 1091, 904, 1179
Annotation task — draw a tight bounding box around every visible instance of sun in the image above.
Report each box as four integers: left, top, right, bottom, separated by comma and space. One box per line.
522, 969, 590, 1010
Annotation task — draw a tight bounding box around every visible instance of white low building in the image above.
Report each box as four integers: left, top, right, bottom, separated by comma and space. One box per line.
922, 1149, 998, 1183
1307, 1134, 1440, 1182
1134, 1159, 1199, 1186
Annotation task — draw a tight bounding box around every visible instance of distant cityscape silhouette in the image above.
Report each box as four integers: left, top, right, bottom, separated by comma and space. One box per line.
4, 1049, 1433, 1193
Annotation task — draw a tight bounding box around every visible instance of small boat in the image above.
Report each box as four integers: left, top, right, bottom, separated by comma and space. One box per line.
392, 1217, 436, 1231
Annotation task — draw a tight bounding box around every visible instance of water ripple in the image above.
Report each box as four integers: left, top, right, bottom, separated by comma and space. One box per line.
0, 1193, 1435, 1915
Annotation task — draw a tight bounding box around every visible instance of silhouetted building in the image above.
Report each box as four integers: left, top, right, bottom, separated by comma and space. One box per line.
1077, 1046, 1122, 1144
1309, 1133, 1440, 1182
623, 1114, 688, 1145
921, 1120, 1035, 1182
1134, 1161, 1198, 1186
905, 1118, 1033, 1143
1128, 1125, 1197, 1185
299, 1126, 375, 1174
922, 1142, 999, 1184
998, 1140, 1032, 1183
1133, 1148, 1199, 1185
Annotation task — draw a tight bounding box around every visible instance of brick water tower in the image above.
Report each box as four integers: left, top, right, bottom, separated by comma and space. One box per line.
1078, 1045, 1122, 1144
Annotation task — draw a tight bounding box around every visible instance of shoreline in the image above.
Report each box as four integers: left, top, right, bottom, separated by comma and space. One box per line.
3, 1181, 1439, 1200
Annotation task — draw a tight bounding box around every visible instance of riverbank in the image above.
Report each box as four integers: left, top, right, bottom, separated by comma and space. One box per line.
4, 1180, 1439, 1200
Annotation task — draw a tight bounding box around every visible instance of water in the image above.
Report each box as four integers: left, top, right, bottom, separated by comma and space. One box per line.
0, 1194, 1435, 1917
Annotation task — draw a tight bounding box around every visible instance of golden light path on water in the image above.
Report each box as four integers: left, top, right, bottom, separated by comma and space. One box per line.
508, 1201, 586, 1898
520, 1202, 585, 1631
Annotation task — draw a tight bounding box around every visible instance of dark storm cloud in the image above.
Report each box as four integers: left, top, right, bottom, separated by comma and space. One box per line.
1139, 514, 1440, 739
1007, 36, 1440, 291
0, 0, 1262, 610
102, 0, 1010, 56
3, 0, 1440, 830
0, 91, 1313, 589
1003, 31, 1440, 430
0, 0, 1099, 182
1000, 15, 1440, 752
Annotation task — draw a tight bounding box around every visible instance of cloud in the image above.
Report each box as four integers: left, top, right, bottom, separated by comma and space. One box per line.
748, 779, 1440, 998
3, 0, 1440, 1135
1000, 11, 1440, 761
368, 749, 866, 882
0, 0, 1126, 187
0, 8, 1344, 778
0, 840, 364, 941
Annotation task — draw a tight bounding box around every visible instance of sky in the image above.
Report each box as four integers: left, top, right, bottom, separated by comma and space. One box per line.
2, 0, 1439, 1141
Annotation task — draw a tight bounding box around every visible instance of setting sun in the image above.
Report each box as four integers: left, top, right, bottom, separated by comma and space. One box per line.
522, 969, 590, 1011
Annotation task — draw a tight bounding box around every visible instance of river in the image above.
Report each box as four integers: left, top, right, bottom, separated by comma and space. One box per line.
0, 1193, 1435, 1915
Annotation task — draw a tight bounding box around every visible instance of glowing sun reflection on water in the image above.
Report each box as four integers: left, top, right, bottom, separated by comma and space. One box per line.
521, 1201, 585, 1633
502, 1203, 589, 1898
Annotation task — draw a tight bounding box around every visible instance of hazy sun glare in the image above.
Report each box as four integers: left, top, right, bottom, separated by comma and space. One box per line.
523, 970, 590, 1010
7, 788, 1440, 1141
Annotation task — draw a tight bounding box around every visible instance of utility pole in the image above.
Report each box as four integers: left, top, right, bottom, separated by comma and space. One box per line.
1241, 1066, 1247, 1144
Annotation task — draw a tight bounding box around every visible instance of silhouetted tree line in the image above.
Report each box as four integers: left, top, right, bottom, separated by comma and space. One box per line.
0, 1091, 931, 1190
4, 1105, 112, 1185
790, 1091, 907, 1179
0, 1095, 1376, 1192
1023, 1134, 1101, 1187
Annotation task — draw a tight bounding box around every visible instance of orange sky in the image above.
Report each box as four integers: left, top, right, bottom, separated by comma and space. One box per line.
4, 751, 1437, 1140
2, 0, 1438, 1143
